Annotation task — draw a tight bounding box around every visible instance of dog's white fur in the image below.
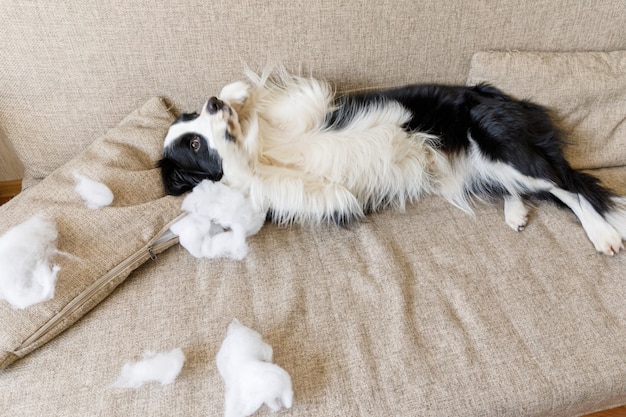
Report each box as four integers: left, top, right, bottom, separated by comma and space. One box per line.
204, 70, 445, 225
165, 69, 626, 255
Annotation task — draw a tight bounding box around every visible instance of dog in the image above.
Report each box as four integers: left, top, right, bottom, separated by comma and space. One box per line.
159, 69, 626, 255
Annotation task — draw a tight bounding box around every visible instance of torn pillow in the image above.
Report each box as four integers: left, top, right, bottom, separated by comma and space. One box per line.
216, 319, 293, 417
0, 216, 60, 309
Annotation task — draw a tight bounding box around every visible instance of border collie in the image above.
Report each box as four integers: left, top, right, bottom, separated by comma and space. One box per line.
159, 69, 626, 255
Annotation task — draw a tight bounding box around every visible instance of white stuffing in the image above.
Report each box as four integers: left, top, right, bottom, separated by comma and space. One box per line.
170, 180, 266, 260
0, 216, 60, 309
113, 347, 185, 388
216, 319, 293, 417
73, 171, 114, 209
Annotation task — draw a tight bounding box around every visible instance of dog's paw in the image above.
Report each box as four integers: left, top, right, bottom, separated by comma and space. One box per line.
219, 81, 250, 111
506, 213, 528, 232
504, 196, 529, 232
587, 224, 624, 256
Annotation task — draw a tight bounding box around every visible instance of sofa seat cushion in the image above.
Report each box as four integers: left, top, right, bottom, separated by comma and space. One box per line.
1, 166, 625, 415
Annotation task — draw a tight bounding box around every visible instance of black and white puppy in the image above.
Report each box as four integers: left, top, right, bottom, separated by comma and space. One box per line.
160, 69, 626, 255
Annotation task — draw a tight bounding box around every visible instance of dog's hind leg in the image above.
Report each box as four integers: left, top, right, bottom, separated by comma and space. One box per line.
548, 186, 624, 255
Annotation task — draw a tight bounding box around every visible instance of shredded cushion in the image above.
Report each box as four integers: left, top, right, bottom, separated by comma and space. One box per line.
0, 97, 182, 368
112, 347, 186, 389
467, 50, 626, 170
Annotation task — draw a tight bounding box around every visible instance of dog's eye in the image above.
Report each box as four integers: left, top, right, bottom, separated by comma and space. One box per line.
191, 137, 201, 152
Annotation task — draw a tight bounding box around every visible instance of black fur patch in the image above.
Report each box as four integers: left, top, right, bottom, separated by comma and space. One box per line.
324, 83, 615, 216
159, 133, 223, 195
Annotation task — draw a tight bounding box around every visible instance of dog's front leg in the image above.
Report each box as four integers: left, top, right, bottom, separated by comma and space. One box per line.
249, 164, 363, 225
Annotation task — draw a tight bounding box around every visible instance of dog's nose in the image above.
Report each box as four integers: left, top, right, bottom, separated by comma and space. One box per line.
206, 97, 224, 114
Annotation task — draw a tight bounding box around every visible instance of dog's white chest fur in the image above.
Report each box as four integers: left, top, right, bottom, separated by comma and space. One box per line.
214, 72, 443, 225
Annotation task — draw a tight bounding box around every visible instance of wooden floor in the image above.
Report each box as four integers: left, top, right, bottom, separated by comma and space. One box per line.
0, 179, 21, 203
585, 406, 626, 417
0, 179, 22, 205
1, 179, 624, 416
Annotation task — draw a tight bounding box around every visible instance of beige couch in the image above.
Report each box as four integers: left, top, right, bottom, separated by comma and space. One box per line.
1, 1, 625, 416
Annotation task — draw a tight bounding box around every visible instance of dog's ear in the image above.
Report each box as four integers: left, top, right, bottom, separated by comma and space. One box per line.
158, 157, 202, 196
219, 81, 250, 112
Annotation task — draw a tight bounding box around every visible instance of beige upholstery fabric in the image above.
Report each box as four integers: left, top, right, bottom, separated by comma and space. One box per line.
2, 1, 626, 416
1, 1, 626, 182
0, 97, 182, 368
2, 60, 626, 416
1, 175, 625, 416
468, 51, 626, 170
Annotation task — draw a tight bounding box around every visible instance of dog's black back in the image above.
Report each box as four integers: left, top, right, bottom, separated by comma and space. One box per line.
325, 84, 615, 214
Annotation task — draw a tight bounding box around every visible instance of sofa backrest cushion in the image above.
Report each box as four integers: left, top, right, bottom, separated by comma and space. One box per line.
1, 1, 625, 182
468, 51, 626, 170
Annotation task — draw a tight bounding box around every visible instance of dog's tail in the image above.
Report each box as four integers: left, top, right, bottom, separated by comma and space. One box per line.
559, 168, 616, 214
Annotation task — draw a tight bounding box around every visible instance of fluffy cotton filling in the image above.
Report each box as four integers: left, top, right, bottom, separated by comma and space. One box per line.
0, 216, 60, 309
113, 348, 185, 388
170, 180, 266, 260
73, 171, 114, 209
216, 319, 293, 417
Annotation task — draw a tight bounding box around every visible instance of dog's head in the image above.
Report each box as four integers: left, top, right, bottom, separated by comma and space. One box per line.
159, 82, 249, 195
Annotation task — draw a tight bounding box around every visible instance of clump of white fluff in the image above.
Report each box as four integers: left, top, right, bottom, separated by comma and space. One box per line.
216, 319, 293, 417
112, 348, 185, 388
0, 216, 60, 309
73, 171, 114, 209
170, 180, 266, 260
